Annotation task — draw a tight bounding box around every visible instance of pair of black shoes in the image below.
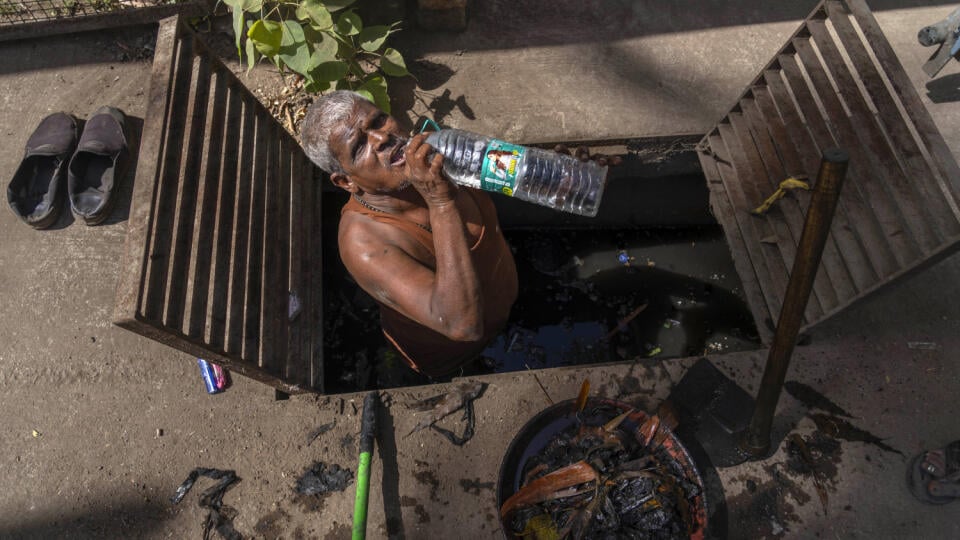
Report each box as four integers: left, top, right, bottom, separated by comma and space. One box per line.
6, 107, 129, 229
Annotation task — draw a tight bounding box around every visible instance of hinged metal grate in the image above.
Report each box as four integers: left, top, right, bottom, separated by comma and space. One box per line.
113, 15, 325, 394
697, 0, 960, 344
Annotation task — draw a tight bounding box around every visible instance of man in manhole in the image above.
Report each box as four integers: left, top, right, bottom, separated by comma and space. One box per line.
302, 91, 518, 379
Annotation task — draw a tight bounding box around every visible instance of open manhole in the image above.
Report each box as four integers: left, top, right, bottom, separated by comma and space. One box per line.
115, 5, 960, 395
321, 137, 762, 393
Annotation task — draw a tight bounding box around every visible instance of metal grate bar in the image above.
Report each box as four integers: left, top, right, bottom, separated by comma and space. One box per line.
726, 109, 824, 322
820, 4, 960, 236
163, 52, 211, 331
698, 0, 960, 343
205, 80, 241, 349
751, 83, 863, 299
768, 59, 899, 281
114, 15, 323, 393
185, 69, 227, 339
844, 0, 960, 206
739, 92, 842, 312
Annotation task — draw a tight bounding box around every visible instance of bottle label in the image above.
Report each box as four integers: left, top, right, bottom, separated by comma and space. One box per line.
480, 139, 524, 196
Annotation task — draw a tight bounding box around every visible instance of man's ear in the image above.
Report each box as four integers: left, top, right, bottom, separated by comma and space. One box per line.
330, 172, 358, 193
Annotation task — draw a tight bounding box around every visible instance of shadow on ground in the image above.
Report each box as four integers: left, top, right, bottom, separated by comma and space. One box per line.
0, 499, 169, 540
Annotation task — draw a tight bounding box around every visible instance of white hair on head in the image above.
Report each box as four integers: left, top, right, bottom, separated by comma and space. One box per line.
301, 90, 371, 174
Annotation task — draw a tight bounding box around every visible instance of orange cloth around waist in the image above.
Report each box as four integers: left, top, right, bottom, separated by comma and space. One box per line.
340, 190, 517, 377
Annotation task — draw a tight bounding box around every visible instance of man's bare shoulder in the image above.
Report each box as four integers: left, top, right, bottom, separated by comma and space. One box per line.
338, 210, 431, 267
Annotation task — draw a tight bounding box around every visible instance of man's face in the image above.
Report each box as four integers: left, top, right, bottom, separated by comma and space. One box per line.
329, 99, 409, 194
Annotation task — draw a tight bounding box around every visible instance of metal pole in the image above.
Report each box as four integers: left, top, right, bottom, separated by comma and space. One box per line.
739, 148, 849, 458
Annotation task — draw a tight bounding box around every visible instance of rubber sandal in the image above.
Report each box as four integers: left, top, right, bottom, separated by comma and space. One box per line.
907, 440, 960, 505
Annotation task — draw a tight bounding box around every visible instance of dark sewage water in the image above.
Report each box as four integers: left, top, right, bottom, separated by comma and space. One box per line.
322, 223, 760, 393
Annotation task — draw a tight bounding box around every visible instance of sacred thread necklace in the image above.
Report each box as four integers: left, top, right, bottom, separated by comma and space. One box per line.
352, 193, 432, 233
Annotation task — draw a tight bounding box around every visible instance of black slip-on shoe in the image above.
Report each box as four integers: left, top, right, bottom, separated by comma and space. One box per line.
6, 112, 79, 229
68, 106, 129, 225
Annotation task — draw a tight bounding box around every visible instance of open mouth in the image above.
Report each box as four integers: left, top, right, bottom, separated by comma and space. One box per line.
389, 143, 405, 167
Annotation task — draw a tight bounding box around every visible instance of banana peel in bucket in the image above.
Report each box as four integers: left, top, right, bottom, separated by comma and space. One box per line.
497, 397, 707, 539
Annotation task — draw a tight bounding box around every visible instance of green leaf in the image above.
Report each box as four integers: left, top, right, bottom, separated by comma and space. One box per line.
312, 60, 349, 82
336, 79, 354, 90
281, 19, 306, 47
357, 25, 391, 52
245, 37, 258, 73
310, 31, 340, 63
347, 60, 365, 78
323, 0, 356, 12
358, 75, 390, 113
279, 21, 312, 76
330, 32, 356, 60
233, 12, 244, 55
295, 0, 332, 29
355, 89, 375, 104
304, 78, 331, 93
247, 19, 283, 56
379, 48, 408, 77
335, 10, 362, 36
362, 73, 387, 91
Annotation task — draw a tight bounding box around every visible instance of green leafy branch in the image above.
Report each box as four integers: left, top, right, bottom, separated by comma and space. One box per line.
220, 0, 408, 112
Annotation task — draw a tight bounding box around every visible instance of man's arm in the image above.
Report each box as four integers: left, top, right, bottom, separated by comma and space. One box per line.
339, 135, 484, 341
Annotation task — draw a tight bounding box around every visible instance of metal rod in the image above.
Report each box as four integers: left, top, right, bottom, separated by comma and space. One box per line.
739, 148, 849, 457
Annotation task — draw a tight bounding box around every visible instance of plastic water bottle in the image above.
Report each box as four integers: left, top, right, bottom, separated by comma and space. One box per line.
424, 129, 609, 217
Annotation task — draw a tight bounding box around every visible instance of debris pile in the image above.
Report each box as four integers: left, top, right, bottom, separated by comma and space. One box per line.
500, 403, 701, 539
295, 462, 354, 495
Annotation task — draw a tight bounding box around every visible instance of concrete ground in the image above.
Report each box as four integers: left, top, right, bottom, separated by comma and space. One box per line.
1, 1, 959, 539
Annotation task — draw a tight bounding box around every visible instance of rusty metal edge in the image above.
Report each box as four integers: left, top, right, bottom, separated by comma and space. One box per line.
114, 316, 309, 394
801, 232, 960, 336
0, 2, 212, 43
113, 15, 179, 328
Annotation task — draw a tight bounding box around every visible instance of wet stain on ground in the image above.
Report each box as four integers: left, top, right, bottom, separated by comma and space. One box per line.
809, 413, 904, 456
786, 432, 842, 477
784, 380, 854, 418
414, 505, 431, 523
785, 432, 842, 515
400, 495, 431, 523
459, 477, 495, 495
293, 492, 327, 513
415, 470, 441, 501
617, 375, 653, 394
730, 410, 899, 538
728, 466, 809, 538
323, 521, 351, 540
339, 434, 355, 449
254, 508, 291, 539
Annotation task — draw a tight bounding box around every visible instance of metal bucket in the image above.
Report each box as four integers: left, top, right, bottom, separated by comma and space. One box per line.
496, 397, 708, 539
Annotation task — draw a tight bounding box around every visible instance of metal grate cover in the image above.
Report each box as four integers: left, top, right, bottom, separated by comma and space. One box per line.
697, 0, 960, 344
114, 15, 324, 393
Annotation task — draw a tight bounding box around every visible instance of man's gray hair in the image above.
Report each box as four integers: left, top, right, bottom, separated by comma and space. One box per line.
301, 90, 370, 174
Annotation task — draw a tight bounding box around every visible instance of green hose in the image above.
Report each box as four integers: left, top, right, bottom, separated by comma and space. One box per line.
352, 391, 378, 540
